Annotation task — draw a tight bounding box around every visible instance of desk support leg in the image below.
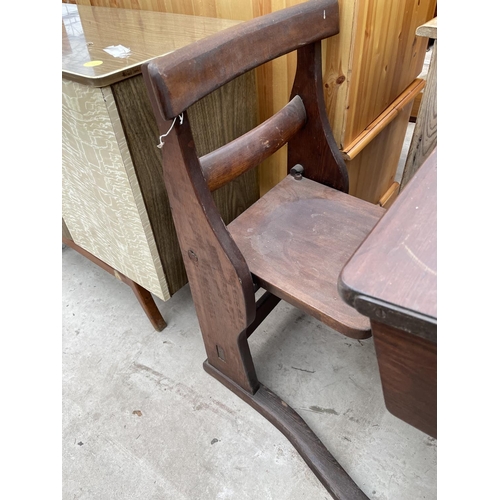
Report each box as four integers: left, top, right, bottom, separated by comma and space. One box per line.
62, 237, 167, 332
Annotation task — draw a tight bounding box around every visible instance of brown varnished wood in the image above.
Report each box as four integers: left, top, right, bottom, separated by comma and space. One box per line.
339, 149, 437, 437
371, 320, 437, 438
148, 0, 340, 119
142, 1, 383, 496
62, 236, 167, 332
204, 362, 370, 500
200, 96, 306, 192
288, 42, 348, 192
143, 66, 259, 392
245, 291, 281, 339
229, 175, 385, 339
339, 149, 437, 340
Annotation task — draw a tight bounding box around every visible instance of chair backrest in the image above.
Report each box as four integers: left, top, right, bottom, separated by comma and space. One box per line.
142, 0, 348, 391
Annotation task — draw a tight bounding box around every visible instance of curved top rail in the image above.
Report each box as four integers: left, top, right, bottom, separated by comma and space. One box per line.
146, 0, 339, 119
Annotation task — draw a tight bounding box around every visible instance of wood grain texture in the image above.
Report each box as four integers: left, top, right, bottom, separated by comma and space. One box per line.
205, 362, 371, 500
338, 0, 436, 146
346, 98, 414, 204
146, 106, 259, 394
378, 181, 400, 209
339, 148, 437, 340
62, 78, 170, 299
400, 42, 437, 191
341, 78, 425, 161
288, 42, 349, 192
200, 96, 306, 192
229, 175, 385, 338
339, 150, 436, 437
73, 0, 437, 200
371, 320, 437, 438
111, 72, 259, 296
148, 0, 339, 118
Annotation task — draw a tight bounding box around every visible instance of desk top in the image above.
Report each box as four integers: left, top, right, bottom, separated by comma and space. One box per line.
339, 149, 437, 342
62, 4, 240, 87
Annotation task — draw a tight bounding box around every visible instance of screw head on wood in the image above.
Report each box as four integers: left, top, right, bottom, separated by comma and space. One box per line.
290, 164, 304, 180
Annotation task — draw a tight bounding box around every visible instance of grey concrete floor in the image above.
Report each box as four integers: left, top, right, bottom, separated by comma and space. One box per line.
62, 244, 436, 500
63, 119, 435, 499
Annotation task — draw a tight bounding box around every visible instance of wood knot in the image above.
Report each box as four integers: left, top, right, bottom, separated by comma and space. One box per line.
188, 249, 198, 263
336, 75, 346, 85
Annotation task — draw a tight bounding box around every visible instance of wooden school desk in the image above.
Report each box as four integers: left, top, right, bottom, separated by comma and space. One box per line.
339, 149, 437, 438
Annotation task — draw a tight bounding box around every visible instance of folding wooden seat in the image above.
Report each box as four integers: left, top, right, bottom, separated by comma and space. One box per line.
142, 1, 385, 497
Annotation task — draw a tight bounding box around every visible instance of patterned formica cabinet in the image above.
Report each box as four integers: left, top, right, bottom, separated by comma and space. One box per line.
62, 4, 259, 326
62, 79, 169, 299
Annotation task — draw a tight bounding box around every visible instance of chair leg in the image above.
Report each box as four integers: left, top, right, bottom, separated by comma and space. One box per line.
204, 361, 369, 500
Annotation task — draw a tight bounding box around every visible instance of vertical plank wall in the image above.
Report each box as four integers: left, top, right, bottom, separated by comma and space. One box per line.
67, 0, 436, 197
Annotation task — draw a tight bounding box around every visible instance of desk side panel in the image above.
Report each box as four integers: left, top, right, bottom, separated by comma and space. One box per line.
62, 78, 170, 300
372, 320, 437, 438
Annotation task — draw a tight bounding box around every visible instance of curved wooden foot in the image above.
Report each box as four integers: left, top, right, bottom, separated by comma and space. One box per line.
203, 360, 369, 500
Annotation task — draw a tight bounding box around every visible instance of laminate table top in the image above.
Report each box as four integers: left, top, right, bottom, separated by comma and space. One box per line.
62, 3, 241, 87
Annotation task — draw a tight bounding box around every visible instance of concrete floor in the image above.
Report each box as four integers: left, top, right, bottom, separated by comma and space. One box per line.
62, 243, 436, 500
62, 65, 434, 499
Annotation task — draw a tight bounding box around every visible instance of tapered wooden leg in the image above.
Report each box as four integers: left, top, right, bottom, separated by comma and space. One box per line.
63, 237, 167, 331
117, 271, 167, 332
204, 361, 369, 500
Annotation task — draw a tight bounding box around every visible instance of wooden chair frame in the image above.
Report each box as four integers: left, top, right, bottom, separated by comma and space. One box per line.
143, 1, 384, 498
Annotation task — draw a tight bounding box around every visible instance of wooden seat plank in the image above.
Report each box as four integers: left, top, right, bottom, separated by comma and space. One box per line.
229, 175, 385, 338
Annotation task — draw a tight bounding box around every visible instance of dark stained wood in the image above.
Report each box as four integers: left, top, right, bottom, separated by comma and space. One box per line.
245, 291, 281, 339
201, 96, 306, 191
112, 72, 259, 296
204, 361, 370, 500
148, 0, 340, 119
339, 149, 437, 437
141, 74, 259, 393
142, 0, 383, 496
371, 320, 437, 438
339, 148, 437, 340
229, 175, 385, 339
62, 236, 167, 332
288, 42, 349, 192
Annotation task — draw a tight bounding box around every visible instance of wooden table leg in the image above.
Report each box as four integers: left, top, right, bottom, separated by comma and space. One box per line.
62, 237, 167, 332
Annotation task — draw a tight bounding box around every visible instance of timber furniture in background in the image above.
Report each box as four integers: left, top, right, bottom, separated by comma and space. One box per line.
62, 4, 259, 329
143, 0, 390, 497
67, 0, 436, 205
400, 17, 437, 191
340, 148, 437, 438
